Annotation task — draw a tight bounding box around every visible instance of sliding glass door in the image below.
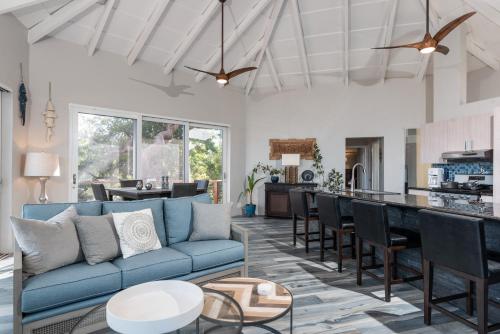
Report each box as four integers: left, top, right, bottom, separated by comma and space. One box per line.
189, 125, 225, 203
70, 105, 228, 202
75, 112, 136, 201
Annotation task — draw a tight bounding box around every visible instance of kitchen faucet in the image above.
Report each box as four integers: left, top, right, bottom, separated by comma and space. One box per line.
351, 163, 366, 192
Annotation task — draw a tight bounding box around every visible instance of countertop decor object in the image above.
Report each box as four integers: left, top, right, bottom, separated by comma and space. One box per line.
106, 280, 204, 334
282, 154, 300, 184
301, 170, 314, 182
24, 152, 60, 204
135, 180, 143, 190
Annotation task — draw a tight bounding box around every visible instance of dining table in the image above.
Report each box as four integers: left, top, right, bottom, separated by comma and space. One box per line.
106, 187, 206, 200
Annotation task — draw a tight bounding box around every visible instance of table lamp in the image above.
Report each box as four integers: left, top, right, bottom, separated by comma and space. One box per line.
24, 152, 60, 204
282, 154, 300, 184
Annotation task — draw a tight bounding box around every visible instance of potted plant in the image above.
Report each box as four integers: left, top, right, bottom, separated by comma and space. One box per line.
325, 169, 344, 192
255, 162, 284, 183
240, 170, 265, 217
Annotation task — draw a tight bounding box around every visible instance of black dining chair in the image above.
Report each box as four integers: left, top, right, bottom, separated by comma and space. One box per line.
171, 183, 198, 198
119, 179, 142, 188
289, 188, 320, 253
352, 199, 422, 302
316, 193, 355, 272
419, 209, 500, 334
194, 179, 209, 193
91, 183, 111, 201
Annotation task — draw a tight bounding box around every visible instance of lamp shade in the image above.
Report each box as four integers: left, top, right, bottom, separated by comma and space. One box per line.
24, 152, 60, 177
281, 154, 300, 166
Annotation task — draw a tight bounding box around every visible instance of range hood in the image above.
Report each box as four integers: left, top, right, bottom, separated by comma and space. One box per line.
441, 149, 493, 162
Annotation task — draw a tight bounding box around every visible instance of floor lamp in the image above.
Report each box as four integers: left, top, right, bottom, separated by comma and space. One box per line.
282, 154, 300, 184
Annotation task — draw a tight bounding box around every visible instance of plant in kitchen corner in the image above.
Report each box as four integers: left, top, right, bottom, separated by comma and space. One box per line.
325, 169, 344, 192
312, 143, 326, 187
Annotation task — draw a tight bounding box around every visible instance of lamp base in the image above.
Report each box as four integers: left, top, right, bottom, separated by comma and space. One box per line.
284, 167, 298, 184
38, 177, 49, 204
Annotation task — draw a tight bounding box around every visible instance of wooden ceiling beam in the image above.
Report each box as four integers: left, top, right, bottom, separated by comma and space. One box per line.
245, 0, 285, 95
87, 0, 116, 56
265, 48, 282, 92
467, 35, 500, 70
127, 0, 172, 66
379, 0, 399, 83
0, 0, 49, 15
343, 0, 350, 86
28, 0, 99, 44
290, 0, 311, 89
163, 0, 219, 75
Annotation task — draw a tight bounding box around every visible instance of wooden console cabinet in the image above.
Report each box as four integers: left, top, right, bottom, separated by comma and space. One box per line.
265, 182, 317, 218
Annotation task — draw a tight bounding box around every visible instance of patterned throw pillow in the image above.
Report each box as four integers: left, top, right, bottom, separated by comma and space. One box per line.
112, 209, 161, 259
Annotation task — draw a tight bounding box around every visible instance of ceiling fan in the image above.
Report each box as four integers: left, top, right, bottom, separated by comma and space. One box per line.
373, 0, 476, 55
185, 0, 257, 85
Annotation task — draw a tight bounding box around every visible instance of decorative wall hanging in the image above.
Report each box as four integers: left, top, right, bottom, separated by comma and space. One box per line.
18, 63, 27, 126
269, 138, 317, 160
43, 82, 57, 142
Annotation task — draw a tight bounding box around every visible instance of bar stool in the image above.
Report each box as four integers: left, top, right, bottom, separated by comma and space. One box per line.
316, 193, 355, 272
352, 199, 423, 302
289, 189, 319, 253
419, 209, 500, 334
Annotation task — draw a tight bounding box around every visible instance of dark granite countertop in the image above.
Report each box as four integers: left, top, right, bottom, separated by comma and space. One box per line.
336, 191, 498, 221
408, 186, 493, 196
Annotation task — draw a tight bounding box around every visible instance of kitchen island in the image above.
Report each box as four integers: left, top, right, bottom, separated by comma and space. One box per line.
333, 191, 500, 317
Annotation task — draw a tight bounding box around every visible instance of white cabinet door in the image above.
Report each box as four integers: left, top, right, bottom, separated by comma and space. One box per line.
467, 113, 493, 150
421, 122, 447, 163
446, 118, 466, 152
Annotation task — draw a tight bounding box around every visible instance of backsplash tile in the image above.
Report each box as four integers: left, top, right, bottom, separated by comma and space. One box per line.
431, 162, 493, 181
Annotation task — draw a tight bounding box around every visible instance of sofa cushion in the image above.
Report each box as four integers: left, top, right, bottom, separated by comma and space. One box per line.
102, 199, 167, 247
22, 201, 102, 221
22, 262, 121, 313
171, 240, 244, 272
112, 247, 192, 288
164, 193, 211, 245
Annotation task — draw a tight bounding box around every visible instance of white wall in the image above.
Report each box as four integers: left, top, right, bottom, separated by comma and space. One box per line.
468, 66, 500, 103
0, 14, 30, 253
245, 81, 426, 214
25, 38, 246, 210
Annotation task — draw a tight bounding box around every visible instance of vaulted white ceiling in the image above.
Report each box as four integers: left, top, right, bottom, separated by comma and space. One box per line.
6, 0, 500, 94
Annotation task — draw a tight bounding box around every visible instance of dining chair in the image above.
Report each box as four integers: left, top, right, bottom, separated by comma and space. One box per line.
91, 183, 111, 201
119, 179, 142, 188
171, 183, 197, 198
194, 179, 209, 192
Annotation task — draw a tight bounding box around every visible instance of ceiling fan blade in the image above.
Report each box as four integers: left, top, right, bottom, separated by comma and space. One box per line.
184, 66, 218, 77
435, 44, 450, 55
227, 67, 257, 79
372, 41, 424, 50
433, 12, 476, 43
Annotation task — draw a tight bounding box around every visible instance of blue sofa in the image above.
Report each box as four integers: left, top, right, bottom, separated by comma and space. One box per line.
13, 194, 248, 334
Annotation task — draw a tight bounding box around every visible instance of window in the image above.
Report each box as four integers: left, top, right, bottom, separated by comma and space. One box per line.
70, 105, 228, 203
76, 113, 136, 201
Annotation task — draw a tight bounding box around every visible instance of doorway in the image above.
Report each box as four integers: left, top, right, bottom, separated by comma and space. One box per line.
345, 137, 384, 191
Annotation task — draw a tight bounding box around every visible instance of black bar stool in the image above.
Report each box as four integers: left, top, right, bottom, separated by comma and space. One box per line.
352, 199, 423, 302
289, 189, 319, 253
316, 193, 355, 272
419, 209, 500, 334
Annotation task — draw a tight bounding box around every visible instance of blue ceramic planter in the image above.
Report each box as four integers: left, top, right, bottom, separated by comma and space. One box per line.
271, 176, 279, 183
245, 204, 256, 217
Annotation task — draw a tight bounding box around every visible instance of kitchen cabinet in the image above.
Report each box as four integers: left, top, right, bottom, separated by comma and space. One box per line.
446, 113, 493, 151
421, 113, 493, 163
421, 121, 448, 163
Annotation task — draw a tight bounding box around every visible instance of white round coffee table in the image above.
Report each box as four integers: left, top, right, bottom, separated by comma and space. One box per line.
106, 281, 204, 334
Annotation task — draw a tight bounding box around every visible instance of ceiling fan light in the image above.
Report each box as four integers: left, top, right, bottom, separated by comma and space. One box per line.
217, 78, 228, 85
420, 46, 436, 54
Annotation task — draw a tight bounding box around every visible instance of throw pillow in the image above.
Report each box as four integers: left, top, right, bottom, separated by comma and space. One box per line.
189, 202, 231, 241
73, 214, 121, 265
11, 205, 82, 275
112, 209, 161, 259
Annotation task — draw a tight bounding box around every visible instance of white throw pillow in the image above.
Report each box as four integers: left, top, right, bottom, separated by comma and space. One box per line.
112, 209, 161, 259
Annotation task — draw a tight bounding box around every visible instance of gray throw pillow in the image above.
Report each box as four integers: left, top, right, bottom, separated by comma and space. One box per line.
11, 206, 82, 275
189, 202, 231, 241
73, 214, 121, 265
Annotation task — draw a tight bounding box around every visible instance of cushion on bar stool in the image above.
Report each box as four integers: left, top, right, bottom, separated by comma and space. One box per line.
488, 260, 500, 277
390, 233, 408, 246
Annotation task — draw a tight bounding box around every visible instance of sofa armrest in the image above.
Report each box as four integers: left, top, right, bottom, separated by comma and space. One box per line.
231, 223, 249, 276
13, 241, 23, 334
